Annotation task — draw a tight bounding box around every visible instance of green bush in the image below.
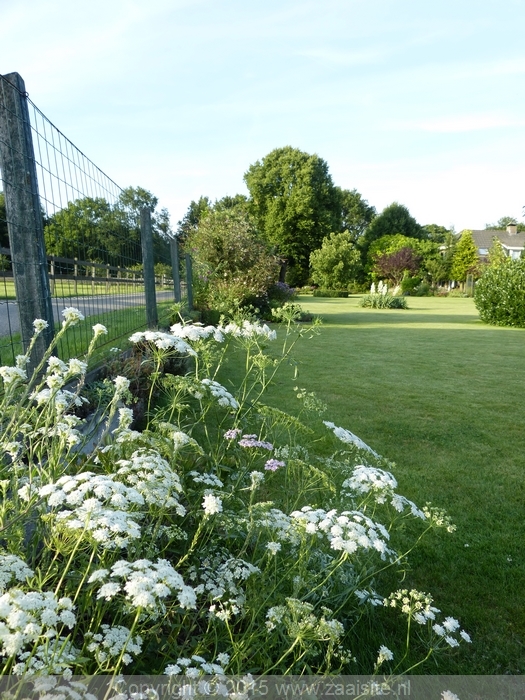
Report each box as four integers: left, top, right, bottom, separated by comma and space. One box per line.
360, 293, 408, 309
474, 259, 525, 327
400, 275, 421, 295
360, 281, 408, 309
313, 289, 349, 298
414, 281, 432, 297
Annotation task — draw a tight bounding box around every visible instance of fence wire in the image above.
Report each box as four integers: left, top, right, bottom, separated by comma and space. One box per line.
0, 72, 177, 367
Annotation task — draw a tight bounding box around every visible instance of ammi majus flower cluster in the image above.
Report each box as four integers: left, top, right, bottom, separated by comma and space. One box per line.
0, 308, 470, 679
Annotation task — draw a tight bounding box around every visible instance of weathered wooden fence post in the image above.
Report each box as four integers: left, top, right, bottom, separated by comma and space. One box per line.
170, 237, 181, 303
140, 207, 158, 328
0, 72, 54, 361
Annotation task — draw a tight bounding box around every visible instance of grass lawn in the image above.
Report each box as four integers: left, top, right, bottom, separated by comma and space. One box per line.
243, 295, 524, 674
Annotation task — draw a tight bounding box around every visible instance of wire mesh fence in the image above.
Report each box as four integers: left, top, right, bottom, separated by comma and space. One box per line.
0, 72, 182, 368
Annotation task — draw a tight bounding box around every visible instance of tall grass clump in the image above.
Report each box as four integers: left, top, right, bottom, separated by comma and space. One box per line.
0, 304, 470, 681
360, 282, 408, 309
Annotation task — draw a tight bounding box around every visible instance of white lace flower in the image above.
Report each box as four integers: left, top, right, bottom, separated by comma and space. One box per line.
323, 421, 379, 457
92, 323, 108, 337
0, 555, 34, 593
376, 645, 394, 664
202, 494, 223, 515
61, 307, 85, 325
33, 319, 49, 332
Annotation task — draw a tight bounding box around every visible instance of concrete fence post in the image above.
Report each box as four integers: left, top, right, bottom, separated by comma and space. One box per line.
140, 207, 158, 328
0, 72, 54, 362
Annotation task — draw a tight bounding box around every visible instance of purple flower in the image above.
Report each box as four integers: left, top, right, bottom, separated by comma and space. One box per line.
224, 428, 242, 440
238, 435, 274, 450
264, 459, 285, 472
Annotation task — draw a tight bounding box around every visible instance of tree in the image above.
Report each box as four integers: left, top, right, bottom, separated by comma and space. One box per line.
176, 196, 211, 240
184, 205, 279, 309
485, 216, 525, 232
488, 237, 508, 267
337, 188, 376, 243
367, 234, 441, 282
309, 232, 362, 289
244, 146, 341, 286
361, 202, 424, 257
450, 230, 480, 282
44, 186, 170, 266
44, 196, 120, 262
374, 247, 421, 285
423, 223, 453, 242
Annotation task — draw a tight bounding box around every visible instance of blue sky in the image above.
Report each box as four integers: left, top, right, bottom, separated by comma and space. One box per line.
3, 0, 525, 232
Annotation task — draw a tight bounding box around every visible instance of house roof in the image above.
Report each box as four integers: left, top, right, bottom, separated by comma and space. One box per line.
469, 229, 525, 250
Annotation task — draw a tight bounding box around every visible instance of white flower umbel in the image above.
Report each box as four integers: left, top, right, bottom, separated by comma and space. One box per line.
165, 652, 229, 700
266, 598, 344, 644
386, 588, 472, 648
31, 388, 87, 416
129, 330, 197, 356
0, 589, 76, 662
323, 421, 380, 458
61, 307, 85, 326
193, 555, 260, 604
33, 319, 49, 333
199, 379, 239, 410
0, 366, 27, 385
0, 555, 34, 593
376, 645, 394, 665
170, 322, 225, 343
218, 320, 277, 341
116, 449, 186, 515
40, 472, 145, 548
290, 506, 392, 559
342, 465, 426, 519
92, 323, 108, 337
90, 558, 196, 615
266, 542, 281, 555
86, 624, 142, 668
202, 494, 223, 516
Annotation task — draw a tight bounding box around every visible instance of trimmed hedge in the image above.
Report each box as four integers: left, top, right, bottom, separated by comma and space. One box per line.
312, 289, 349, 298
474, 260, 525, 327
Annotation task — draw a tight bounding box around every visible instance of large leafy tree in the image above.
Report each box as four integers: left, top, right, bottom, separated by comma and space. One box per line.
361, 202, 424, 258
244, 146, 342, 286
485, 216, 525, 232
337, 188, 376, 243
44, 186, 170, 267
450, 230, 480, 282
374, 247, 421, 285
176, 196, 211, 240
423, 223, 453, 242
309, 232, 362, 289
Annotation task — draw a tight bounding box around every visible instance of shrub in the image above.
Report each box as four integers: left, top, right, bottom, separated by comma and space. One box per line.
310, 232, 362, 289
414, 281, 432, 297
360, 281, 408, 309
267, 281, 297, 304
474, 259, 525, 327
313, 289, 349, 298
400, 275, 421, 295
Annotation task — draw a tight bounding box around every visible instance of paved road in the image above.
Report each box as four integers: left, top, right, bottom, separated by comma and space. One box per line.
0, 291, 176, 337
